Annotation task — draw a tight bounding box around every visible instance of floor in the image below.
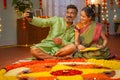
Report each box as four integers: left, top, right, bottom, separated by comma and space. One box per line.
0, 47, 32, 69
0, 35, 120, 69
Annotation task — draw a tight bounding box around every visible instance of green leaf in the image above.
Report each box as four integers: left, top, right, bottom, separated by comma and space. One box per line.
12, 0, 33, 13
12, 0, 18, 6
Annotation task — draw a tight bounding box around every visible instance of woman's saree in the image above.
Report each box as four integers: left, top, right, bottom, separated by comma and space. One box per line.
74, 21, 110, 59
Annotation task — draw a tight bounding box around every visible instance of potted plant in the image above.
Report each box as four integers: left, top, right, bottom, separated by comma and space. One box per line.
12, 0, 33, 13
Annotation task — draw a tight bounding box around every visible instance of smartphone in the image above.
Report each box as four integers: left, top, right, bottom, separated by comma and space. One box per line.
27, 11, 33, 18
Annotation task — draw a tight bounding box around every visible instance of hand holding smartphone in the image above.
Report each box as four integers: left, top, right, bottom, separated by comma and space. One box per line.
27, 11, 33, 18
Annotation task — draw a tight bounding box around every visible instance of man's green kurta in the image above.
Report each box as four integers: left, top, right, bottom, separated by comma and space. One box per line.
30, 16, 75, 56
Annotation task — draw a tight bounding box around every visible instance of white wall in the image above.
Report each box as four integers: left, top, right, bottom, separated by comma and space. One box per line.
0, 0, 39, 46
0, 0, 17, 46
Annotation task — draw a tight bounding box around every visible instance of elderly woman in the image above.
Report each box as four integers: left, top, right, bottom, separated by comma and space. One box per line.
74, 6, 112, 59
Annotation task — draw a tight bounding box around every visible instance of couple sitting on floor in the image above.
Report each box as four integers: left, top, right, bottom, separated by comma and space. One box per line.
23, 5, 116, 60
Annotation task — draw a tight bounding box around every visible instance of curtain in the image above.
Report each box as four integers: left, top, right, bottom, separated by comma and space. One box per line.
42, 0, 85, 23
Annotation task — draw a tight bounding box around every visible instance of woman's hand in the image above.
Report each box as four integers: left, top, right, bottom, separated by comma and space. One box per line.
53, 38, 62, 45
77, 45, 86, 50
96, 44, 105, 49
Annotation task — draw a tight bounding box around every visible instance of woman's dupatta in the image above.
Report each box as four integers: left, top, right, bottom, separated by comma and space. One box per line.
79, 22, 98, 47
92, 23, 102, 44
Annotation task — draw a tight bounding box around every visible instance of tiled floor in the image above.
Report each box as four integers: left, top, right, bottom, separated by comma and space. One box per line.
0, 35, 120, 69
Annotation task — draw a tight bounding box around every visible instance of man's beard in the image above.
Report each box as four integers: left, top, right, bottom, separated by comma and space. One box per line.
66, 16, 73, 23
